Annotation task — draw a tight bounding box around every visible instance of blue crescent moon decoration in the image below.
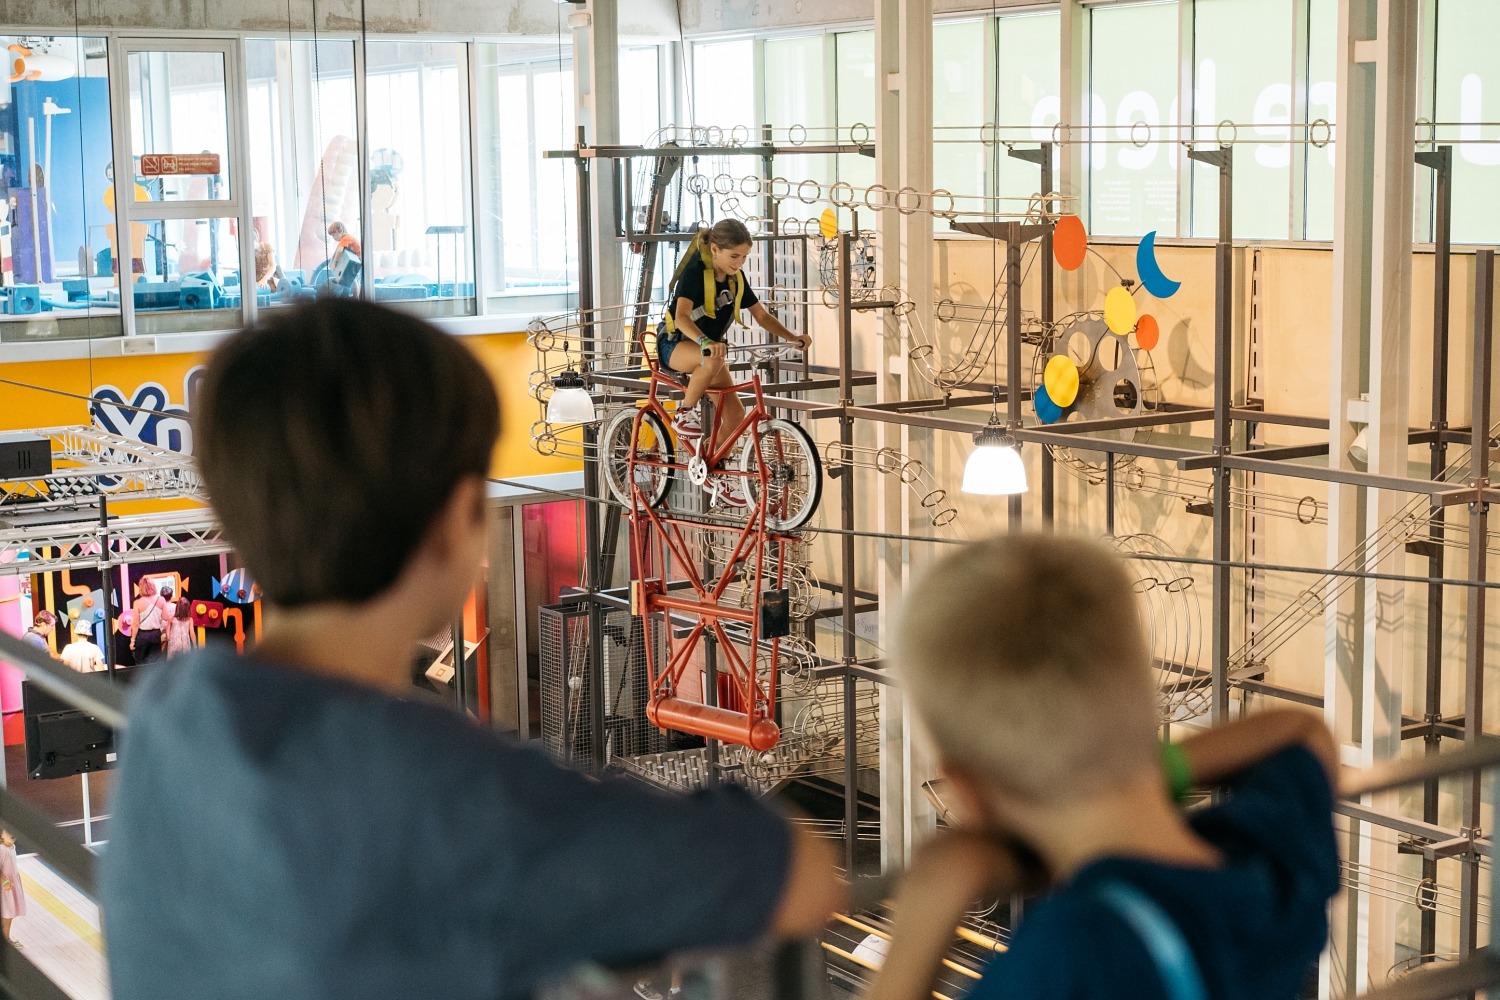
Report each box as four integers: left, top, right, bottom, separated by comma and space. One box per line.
1136, 231, 1181, 299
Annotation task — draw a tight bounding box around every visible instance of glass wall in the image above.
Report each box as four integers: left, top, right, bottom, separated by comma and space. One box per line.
995, 12, 1062, 207
244, 38, 360, 308
364, 42, 474, 317
1434, 0, 1500, 243
0, 34, 122, 340
1089, 1, 1181, 237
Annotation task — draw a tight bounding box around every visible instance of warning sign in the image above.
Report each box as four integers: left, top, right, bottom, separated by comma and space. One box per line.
140, 153, 222, 176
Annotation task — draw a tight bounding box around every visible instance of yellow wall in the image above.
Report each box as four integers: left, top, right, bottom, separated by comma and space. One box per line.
0, 331, 580, 481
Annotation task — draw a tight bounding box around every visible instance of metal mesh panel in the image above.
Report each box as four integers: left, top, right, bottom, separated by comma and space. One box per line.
540, 602, 668, 766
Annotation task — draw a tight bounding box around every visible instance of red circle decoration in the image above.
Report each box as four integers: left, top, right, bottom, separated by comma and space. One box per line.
1136, 313, 1161, 351
1054, 215, 1088, 271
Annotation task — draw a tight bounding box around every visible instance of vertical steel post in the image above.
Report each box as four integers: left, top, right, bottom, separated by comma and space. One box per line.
839, 224, 859, 877
453, 616, 468, 713
1188, 145, 1234, 724
1459, 248, 1493, 958
1005, 227, 1024, 530
1415, 144, 1452, 960
575, 127, 607, 772
98, 497, 115, 679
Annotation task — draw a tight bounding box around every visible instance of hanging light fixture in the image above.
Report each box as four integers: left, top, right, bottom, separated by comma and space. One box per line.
962, 415, 1028, 495
546, 369, 597, 424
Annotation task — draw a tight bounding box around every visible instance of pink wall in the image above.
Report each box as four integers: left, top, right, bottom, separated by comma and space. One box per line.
0, 577, 26, 714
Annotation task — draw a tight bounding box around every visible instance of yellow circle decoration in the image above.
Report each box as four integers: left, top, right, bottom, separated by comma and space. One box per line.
819, 208, 838, 239
1104, 286, 1137, 335
1043, 355, 1080, 408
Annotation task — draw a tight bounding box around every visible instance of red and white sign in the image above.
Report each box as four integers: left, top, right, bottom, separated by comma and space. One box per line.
140, 153, 222, 177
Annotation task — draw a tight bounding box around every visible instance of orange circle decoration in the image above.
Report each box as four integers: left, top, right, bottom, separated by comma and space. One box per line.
1053, 215, 1088, 271
1135, 313, 1160, 351
1043, 355, 1081, 408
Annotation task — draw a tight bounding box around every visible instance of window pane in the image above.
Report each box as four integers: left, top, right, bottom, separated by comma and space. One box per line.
620, 46, 662, 145
1434, 0, 1500, 243
833, 30, 875, 199
1192, 0, 1295, 240
364, 41, 474, 317
123, 216, 242, 335
127, 51, 231, 202
0, 33, 123, 340
933, 20, 985, 208
244, 38, 361, 306
765, 35, 830, 231
1303, 0, 1337, 241
692, 40, 755, 138
996, 13, 1061, 206
1089, 1, 1180, 236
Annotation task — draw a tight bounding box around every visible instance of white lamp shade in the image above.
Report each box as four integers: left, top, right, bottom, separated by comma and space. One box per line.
546, 386, 597, 424
962, 440, 1028, 495
1348, 426, 1369, 467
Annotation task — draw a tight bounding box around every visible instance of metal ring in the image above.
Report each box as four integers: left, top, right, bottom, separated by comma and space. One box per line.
895, 186, 922, 215
788, 123, 807, 146
781, 216, 803, 236
768, 176, 791, 200
1051, 120, 1067, 144
533, 331, 558, 352
713, 173, 735, 195
936, 298, 957, 323
1130, 120, 1151, 149
740, 175, 763, 198
979, 122, 999, 147
527, 318, 547, 334
1296, 496, 1320, 525
686, 173, 709, 195
903, 462, 927, 485
797, 179, 822, 204
1215, 119, 1238, 145
932, 507, 958, 527
1416, 117, 1437, 146
705, 125, 724, 146
1309, 118, 1332, 148
850, 122, 871, 146
929, 188, 957, 219
864, 183, 890, 211
821, 286, 840, 309
893, 299, 915, 318
830, 180, 856, 208
730, 124, 750, 146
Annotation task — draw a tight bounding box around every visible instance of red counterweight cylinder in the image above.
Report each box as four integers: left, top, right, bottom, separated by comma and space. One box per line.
648, 696, 781, 752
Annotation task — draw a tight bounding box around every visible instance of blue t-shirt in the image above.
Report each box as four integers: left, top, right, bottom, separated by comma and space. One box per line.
101, 649, 791, 1000
967, 746, 1339, 1000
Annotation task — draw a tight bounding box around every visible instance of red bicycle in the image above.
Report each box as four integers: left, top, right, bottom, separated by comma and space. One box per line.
599, 350, 822, 751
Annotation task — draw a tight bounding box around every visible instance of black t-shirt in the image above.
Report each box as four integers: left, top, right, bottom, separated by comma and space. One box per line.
662, 253, 759, 342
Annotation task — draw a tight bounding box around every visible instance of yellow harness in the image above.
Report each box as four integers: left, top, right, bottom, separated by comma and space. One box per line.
661, 243, 744, 337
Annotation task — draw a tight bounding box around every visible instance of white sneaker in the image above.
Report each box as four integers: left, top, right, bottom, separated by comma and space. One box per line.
673, 404, 702, 437
710, 475, 749, 510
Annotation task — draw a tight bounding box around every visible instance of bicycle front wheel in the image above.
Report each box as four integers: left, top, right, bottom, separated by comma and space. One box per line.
737, 418, 823, 531
601, 407, 674, 509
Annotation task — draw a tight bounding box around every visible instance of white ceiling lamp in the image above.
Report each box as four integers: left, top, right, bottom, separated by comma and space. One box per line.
962, 415, 1028, 496
546, 370, 597, 424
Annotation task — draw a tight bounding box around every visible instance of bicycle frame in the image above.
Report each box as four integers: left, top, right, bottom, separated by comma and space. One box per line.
623, 358, 797, 752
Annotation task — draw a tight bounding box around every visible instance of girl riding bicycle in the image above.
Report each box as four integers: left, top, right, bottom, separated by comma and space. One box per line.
656, 219, 811, 473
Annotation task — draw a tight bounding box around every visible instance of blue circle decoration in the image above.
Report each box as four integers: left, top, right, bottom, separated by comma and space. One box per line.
1034, 384, 1064, 424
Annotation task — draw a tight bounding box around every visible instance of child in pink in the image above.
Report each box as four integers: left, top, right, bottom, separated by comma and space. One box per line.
1, 829, 26, 947
165, 597, 196, 658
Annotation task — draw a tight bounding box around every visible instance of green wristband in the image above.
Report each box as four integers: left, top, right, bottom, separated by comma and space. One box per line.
1160, 741, 1193, 803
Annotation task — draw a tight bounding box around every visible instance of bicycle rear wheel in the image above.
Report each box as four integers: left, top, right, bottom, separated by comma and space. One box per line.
737, 418, 822, 531
601, 407, 674, 509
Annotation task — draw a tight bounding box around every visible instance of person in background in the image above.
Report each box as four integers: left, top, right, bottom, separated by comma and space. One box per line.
0, 830, 25, 949
131, 579, 168, 663
19, 612, 55, 656
60, 624, 105, 673
164, 597, 196, 658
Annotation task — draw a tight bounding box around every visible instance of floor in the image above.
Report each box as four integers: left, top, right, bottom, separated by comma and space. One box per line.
11, 853, 108, 1000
